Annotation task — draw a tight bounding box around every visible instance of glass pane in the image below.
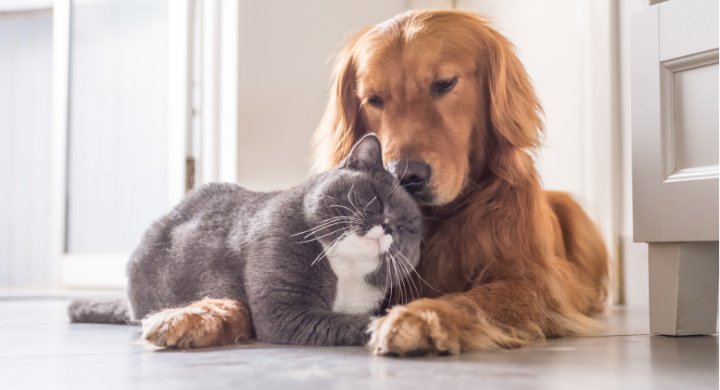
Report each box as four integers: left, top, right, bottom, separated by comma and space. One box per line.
67, 0, 169, 253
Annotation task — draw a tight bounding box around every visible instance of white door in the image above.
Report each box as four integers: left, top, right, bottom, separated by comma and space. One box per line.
631, 0, 719, 335
52, 0, 190, 288
0, 8, 53, 286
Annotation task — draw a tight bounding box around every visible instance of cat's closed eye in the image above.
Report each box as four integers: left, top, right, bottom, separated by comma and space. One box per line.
397, 225, 416, 234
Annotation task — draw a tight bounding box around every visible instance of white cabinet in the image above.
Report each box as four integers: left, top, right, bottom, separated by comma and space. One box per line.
631, 0, 719, 335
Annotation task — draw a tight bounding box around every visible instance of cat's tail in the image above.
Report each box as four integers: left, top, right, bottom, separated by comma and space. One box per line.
68, 299, 135, 325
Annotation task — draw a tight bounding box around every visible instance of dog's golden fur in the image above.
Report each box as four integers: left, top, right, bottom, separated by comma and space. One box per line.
141, 298, 253, 349
313, 10, 609, 355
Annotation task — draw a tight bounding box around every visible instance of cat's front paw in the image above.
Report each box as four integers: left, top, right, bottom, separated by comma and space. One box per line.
141, 298, 253, 349
367, 300, 460, 357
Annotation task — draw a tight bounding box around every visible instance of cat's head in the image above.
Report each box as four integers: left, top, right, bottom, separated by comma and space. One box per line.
303, 134, 422, 288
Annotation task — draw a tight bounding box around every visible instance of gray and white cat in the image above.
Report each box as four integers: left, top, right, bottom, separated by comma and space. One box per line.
85, 134, 422, 347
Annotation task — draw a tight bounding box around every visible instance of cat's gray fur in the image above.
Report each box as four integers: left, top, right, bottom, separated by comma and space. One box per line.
68, 299, 130, 324
70, 134, 421, 347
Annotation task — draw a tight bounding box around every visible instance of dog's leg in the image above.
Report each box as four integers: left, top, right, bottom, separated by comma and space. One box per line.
141, 298, 253, 349
546, 191, 610, 314
368, 279, 603, 356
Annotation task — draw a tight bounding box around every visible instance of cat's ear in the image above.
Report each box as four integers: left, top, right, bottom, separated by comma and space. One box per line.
343, 133, 384, 171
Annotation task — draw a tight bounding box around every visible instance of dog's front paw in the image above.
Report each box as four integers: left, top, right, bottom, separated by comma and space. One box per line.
367, 299, 461, 357
141, 298, 252, 349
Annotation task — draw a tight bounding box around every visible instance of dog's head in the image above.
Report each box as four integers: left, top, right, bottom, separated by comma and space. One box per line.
313, 10, 543, 206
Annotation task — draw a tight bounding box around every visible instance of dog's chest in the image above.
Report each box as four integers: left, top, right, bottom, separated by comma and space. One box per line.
326, 233, 384, 315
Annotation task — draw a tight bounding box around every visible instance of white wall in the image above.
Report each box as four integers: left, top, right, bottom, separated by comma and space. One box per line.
458, 0, 586, 196
235, 0, 408, 192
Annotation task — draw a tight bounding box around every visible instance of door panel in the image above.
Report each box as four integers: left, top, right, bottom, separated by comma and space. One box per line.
672, 62, 718, 171
631, 0, 719, 243
662, 49, 719, 181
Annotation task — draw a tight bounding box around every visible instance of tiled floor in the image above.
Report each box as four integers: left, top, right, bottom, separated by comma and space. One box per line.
0, 298, 716, 390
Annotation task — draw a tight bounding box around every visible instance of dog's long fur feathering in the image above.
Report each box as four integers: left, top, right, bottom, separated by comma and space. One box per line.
312, 10, 609, 355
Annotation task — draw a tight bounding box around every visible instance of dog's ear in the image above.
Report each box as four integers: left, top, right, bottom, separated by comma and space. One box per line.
343, 133, 384, 171
481, 23, 543, 150
311, 28, 371, 174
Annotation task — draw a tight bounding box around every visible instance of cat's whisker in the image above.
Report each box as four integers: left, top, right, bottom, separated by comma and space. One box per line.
290, 215, 362, 237
391, 246, 444, 294
303, 214, 360, 226
290, 216, 359, 238
292, 221, 347, 238
305, 215, 358, 224
398, 260, 412, 305
295, 226, 351, 244
385, 252, 395, 306
346, 183, 364, 220
390, 251, 420, 296
327, 205, 365, 222
398, 259, 409, 306
315, 209, 362, 222
388, 151, 403, 194
322, 230, 349, 256
316, 210, 341, 219
390, 157, 410, 195
298, 221, 355, 239
387, 250, 407, 306
392, 248, 421, 300
310, 231, 348, 266
362, 196, 377, 219
317, 209, 358, 219
388, 252, 403, 305
383, 253, 391, 300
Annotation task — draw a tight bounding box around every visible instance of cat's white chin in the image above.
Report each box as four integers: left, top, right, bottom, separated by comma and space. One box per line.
325, 227, 392, 315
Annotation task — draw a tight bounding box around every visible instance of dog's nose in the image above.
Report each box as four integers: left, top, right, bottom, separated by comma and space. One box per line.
388, 160, 431, 193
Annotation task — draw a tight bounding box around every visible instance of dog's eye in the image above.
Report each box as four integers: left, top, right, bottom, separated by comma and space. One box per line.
431, 77, 458, 97
366, 95, 384, 108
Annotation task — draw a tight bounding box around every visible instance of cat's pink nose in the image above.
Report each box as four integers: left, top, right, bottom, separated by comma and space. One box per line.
364, 226, 385, 240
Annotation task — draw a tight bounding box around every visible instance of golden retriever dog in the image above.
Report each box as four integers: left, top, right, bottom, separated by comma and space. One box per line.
312, 10, 609, 356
